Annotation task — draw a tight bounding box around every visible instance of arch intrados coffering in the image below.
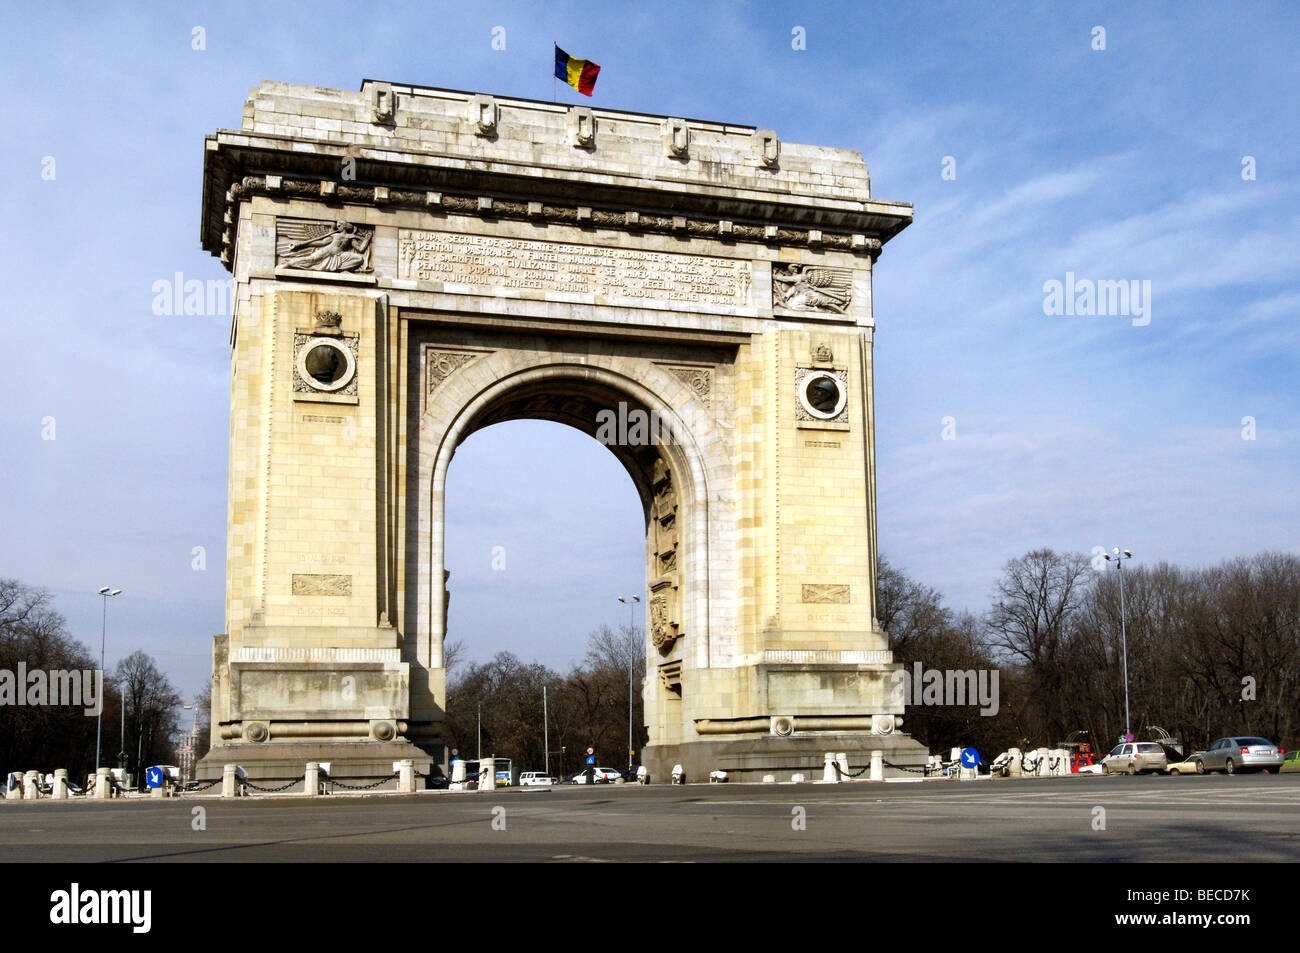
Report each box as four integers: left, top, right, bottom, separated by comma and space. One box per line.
428, 363, 708, 522
447, 378, 676, 521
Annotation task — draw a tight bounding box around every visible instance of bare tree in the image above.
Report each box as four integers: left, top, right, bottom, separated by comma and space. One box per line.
114, 651, 183, 775
0, 579, 101, 779
986, 549, 1091, 740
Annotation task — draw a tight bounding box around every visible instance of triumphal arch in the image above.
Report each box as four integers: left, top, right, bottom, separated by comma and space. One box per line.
198, 80, 924, 782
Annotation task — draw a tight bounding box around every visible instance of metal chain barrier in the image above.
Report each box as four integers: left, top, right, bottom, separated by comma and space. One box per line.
243, 776, 305, 793
327, 772, 399, 791
882, 760, 930, 775
829, 759, 931, 778
180, 777, 222, 793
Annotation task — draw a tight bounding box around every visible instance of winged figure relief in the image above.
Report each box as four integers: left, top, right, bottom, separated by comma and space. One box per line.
772, 264, 852, 313
276, 219, 373, 273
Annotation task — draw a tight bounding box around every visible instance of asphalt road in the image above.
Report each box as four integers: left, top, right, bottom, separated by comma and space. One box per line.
3, 772, 1298, 862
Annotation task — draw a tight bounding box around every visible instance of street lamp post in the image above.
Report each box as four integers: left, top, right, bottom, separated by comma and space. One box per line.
1103, 548, 1133, 739
119, 687, 128, 773
94, 587, 121, 771
617, 595, 640, 771
182, 704, 201, 781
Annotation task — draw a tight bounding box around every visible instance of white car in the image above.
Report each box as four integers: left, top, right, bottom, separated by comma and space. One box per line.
572, 767, 621, 784
518, 772, 553, 787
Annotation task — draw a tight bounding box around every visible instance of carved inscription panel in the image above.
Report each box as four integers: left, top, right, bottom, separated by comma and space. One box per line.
398, 230, 752, 307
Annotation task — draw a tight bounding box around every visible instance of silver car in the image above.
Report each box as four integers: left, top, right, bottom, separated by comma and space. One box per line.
1101, 742, 1168, 775
1196, 737, 1284, 774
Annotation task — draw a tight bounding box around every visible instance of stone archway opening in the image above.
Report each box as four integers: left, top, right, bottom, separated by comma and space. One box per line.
421, 365, 704, 763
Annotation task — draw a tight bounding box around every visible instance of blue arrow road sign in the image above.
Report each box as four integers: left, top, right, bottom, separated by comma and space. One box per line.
960, 748, 980, 769
145, 766, 164, 789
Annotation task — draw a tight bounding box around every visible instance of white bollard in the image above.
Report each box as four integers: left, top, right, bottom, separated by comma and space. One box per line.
762, 774, 776, 784
52, 769, 68, 799
222, 763, 238, 798
399, 759, 414, 793
1007, 747, 1023, 776
94, 767, 111, 800
791, 773, 806, 783
23, 771, 40, 799
305, 762, 319, 797
836, 753, 850, 780
870, 749, 884, 782
822, 752, 838, 783
478, 757, 496, 792
5, 772, 22, 799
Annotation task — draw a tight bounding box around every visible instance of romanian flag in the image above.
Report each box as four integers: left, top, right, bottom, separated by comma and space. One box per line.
555, 45, 600, 97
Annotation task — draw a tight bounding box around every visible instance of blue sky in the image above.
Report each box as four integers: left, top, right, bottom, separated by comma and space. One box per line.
1, 1, 1296, 701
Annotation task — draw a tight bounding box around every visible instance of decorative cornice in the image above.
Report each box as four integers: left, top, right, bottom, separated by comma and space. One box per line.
216, 174, 885, 270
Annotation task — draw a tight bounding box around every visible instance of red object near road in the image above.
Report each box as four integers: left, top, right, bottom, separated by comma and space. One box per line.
1071, 752, 1097, 773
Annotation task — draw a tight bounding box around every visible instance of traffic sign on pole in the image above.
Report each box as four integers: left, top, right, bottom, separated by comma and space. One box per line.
145, 766, 164, 789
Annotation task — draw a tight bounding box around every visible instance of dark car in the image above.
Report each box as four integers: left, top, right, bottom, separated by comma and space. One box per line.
619, 765, 643, 783
424, 766, 450, 790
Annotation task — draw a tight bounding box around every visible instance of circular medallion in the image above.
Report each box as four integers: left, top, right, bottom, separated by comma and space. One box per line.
297, 337, 356, 392
798, 371, 847, 419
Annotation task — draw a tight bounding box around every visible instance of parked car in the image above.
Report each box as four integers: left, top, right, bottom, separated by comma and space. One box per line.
1070, 751, 1097, 773
1101, 742, 1168, 775
425, 767, 449, 790
1196, 737, 1284, 775
619, 765, 642, 783
518, 771, 553, 787
570, 767, 620, 784
1165, 752, 1206, 775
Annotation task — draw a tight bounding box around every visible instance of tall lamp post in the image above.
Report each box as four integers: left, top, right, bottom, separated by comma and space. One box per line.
1103, 548, 1133, 739
94, 587, 122, 771
182, 704, 201, 781
617, 595, 640, 771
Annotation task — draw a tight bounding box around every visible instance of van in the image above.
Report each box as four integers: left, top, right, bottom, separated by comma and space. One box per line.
518, 772, 553, 787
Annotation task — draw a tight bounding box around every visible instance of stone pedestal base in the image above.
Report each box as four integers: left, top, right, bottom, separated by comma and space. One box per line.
643, 733, 929, 785
197, 739, 444, 786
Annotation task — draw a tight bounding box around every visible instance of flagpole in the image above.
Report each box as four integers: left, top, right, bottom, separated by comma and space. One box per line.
553, 41, 557, 103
